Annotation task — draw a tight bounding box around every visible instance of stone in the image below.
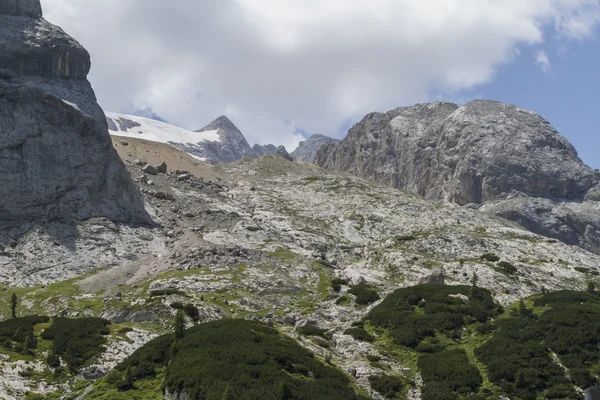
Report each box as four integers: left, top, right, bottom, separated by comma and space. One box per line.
0, 1, 151, 226
177, 173, 191, 181
119, 140, 129, 146
142, 164, 158, 175
419, 268, 445, 285
156, 162, 168, 174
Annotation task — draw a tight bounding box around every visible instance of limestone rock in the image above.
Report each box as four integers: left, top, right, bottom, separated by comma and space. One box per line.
291, 134, 340, 163
0, 0, 151, 226
316, 100, 600, 252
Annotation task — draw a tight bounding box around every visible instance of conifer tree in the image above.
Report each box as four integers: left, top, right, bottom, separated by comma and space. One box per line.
11, 293, 17, 318
175, 310, 186, 340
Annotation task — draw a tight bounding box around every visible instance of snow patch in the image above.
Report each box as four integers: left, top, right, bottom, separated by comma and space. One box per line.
106, 112, 221, 145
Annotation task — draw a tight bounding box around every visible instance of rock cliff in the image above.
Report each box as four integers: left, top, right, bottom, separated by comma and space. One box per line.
0, 0, 150, 226
291, 134, 339, 163
316, 100, 600, 252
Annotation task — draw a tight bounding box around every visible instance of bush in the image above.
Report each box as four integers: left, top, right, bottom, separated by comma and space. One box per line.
480, 253, 500, 262
0, 315, 49, 349
149, 289, 185, 297
348, 285, 380, 305
169, 301, 184, 310
366, 284, 501, 349
368, 374, 407, 399
344, 328, 374, 342
335, 296, 349, 305
114, 319, 368, 400
297, 325, 327, 338
496, 261, 517, 275
418, 350, 482, 400
47, 352, 61, 368
182, 303, 200, 322
475, 290, 600, 399
41, 317, 110, 372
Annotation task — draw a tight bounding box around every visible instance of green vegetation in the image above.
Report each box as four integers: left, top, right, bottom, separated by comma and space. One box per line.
41, 317, 110, 372
0, 315, 49, 353
496, 261, 517, 275
11, 293, 17, 318
149, 289, 186, 297
418, 349, 482, 400
480, 253, 500, 262
297, 325, 327, 338
344, 327, 374, 342
368, 374, 409, 399
475, 290, 600, 399
348, 284, 380, 305
174, 310, 186, 340
366, 284, 501, 348
105, 319, 367, 400
331, 278, 349, 293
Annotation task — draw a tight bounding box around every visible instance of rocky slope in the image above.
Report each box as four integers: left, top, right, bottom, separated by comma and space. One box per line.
1, 136, 599, 398
316, 100, 600, 253
0, 0, 150, 227
291, 134, 340, 163
108, 113, 292, 163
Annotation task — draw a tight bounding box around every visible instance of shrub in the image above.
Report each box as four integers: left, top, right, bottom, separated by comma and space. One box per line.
343, 328, 374, 342
480, 253, 500, 262
182, 303, 200, 322
41, 317, 110, 372
0, 315, 49, 349
47, 352, 61, 368
496, 261, 517, 275
366, 284, 501, 349
348, 285, 380, 305
297, 325, 326, 338
170, 301, 184, 309
149, 289, 185, 297
418, 350, 482, 400
335, 296, 349, 305
114, 319, 368, 400
368, 374, 407, 399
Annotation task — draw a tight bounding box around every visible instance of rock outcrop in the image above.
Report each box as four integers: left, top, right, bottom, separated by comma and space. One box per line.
291, 134, 339, 163
316, 100, 600, 253
0, 0, 151, 225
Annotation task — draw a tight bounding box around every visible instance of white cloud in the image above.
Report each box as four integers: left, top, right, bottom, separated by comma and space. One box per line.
535, 49, 552, 73
40, 0, 600, 150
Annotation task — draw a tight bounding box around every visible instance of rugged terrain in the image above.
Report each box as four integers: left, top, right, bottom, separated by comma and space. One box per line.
107, 113, 292, 163
0, 0, 150, 227
291, 134, 340, 163
316, 101, 600, 254
2, 1, 600, 399
1, 136, 599, 398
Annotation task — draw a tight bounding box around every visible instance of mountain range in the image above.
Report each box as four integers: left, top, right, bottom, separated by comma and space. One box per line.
1, 1, 600, 399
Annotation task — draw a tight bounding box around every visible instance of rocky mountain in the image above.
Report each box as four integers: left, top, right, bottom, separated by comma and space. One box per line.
3, 138, 599, 398
107, 113, 292, 163
3, 3, 600, 399
316, 100, 600, 253
291, 133, 340, 163
0, 0, 150, 227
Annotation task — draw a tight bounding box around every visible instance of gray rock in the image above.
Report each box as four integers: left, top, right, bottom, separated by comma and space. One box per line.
142, 164, 158, 175
317, 100, 600, 252
291, 134, 340, 163
0, 2, 151, 226
156, 162, 168, 174
177, 173, 191, 181
418, 267, 445, 285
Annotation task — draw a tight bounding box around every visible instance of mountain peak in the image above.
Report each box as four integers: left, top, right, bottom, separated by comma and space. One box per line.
0, 0, 42, 18
197, 115, 240, 134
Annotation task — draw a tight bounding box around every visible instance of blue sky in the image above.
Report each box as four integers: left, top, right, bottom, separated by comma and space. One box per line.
434, 34, 599, 169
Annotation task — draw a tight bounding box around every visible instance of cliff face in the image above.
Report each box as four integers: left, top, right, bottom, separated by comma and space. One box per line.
317, 100, 600, 253
291, 134, 339, 163
0, 0, 151, 225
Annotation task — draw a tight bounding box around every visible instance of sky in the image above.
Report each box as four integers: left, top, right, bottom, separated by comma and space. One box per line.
41, 0, 600, 169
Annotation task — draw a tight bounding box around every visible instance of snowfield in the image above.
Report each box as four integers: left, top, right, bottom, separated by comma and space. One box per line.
106, 112, 221, 145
